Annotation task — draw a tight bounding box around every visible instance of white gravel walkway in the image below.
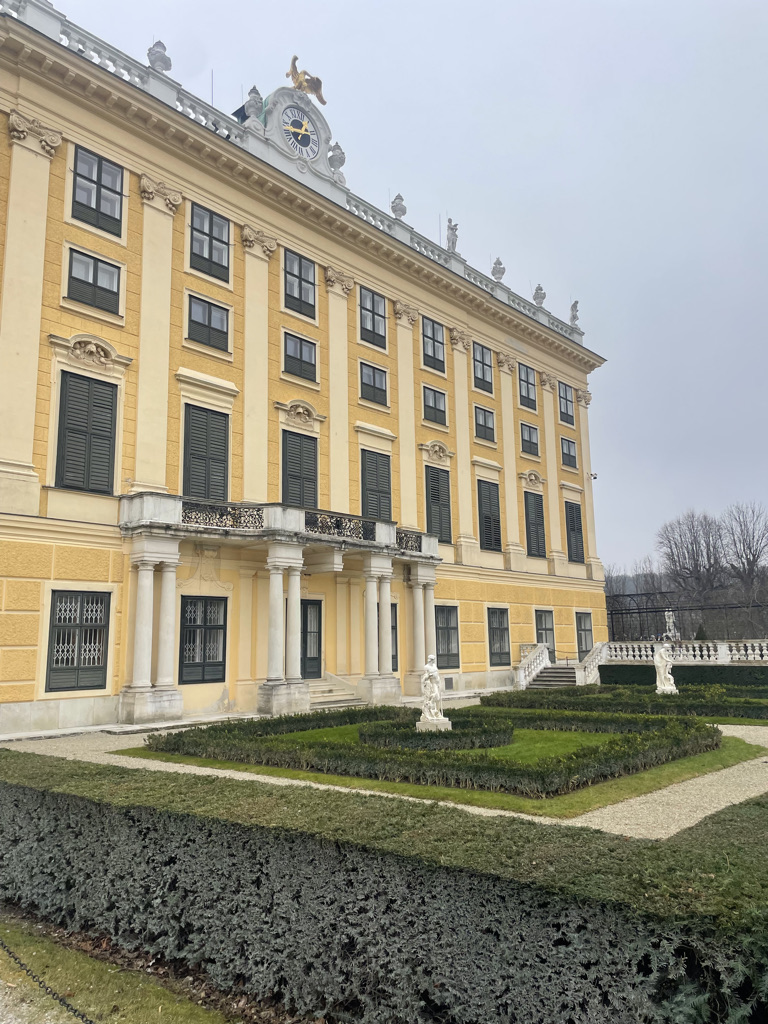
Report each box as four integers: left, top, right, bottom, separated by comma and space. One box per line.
2, 725, 768, 840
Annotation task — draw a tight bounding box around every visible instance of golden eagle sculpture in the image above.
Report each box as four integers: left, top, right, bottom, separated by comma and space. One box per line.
286, 55, 327, 105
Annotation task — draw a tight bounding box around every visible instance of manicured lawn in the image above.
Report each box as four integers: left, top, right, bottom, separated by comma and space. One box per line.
114, 735, 766, 818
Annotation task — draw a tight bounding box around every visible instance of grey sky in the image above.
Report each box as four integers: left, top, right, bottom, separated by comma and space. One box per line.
59, 0, 768, 568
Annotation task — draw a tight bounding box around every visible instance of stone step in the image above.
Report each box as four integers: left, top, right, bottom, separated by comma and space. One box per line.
529, 666, 578, 690
309, 698, 368, 710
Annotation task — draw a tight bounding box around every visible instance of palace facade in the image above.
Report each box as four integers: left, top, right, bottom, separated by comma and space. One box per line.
0, 0, 607, 731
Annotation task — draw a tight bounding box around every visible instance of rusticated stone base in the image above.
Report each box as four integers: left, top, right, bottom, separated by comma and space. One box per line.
257, 680, 311, 717
118, 687, 183, 725
357, 674, 402, 705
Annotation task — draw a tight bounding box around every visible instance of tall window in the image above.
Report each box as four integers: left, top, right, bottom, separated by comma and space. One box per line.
180, 596, 227, 683
521, 423, 539, 456
477, 479, 502, 551
422, 317, 445, 372
360, 287, 386, 347
361, 449, 392, 520
360, 362, 388, 405
284, 249, 316, 318
565, 501, 585, 563
423, 385, 446, 424
190, 203, 230, 282
425, 465, 452, 543
519, 363, 536, 409
282, 430, 318, 508
559, 382, 575, 425
487, 608, 511, 666
436, 606, 459, 669
524, 491, 546, 558
473, 342, 493, 393
72, 146, 122, 235
183, 405, 228, 501
474, 406, 495, 441
284, 333, 317, 381
67, 250, 120, 314
561, 437, 578, 467
188, 296, 229, 351
47, 591, 110, 692
391, 603, 399, 672
535, 609, 555, 657
576, 612, 594, 661
56, 372, 117, 495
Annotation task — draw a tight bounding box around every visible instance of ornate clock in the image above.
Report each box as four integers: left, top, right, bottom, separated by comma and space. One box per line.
281, 105, 320, 160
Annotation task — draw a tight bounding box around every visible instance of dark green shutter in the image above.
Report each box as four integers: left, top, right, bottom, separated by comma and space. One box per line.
524, 491, 546, 557
184, 405, 228, 501
56, 372, 116, 494
566, 501, 585, 563
282, 431, 317, 509
426, 466, 451, 543
361, 450, 391, 520
478, 479, 501, 551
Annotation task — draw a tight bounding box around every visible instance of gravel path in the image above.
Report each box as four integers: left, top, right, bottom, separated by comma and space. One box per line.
3, 724, 768, 840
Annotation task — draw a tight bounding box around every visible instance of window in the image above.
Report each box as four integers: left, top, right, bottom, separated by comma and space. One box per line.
436, 606, 459, 669
521, 423, 539, 456
190, 203, 230, 282
425, 465, 452, 543
72, 146, 122, 235
519, 363, 536, 409
391, 603, 398, 672
423, 385, 446, 424
559, 382, 575, 425
360, 362, 388, 405
284, 249, 316, 318
360, 287, 386, 347
282, 430, 318, 508
576, 612, 594, 662
188, 296, 229, 351
284, 333, 317, 381
561, 437, 578, 468
473, 342, 493, 393
183, 405, 228, 501
422, 317, 445, 372
565, 501, 585, 563
56, 372, 116, 494
361, 449, 392, 520
535, 609, 555, 657
487, 608, 511, 667
47, 591, 110, 691
524, 491, 546, 558
67, 250, 120, 314
180, 596, 227, 683
478, 479, 502, 551
475, 405, 495, 441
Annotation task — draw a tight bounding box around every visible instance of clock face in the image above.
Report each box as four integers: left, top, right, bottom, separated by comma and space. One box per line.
281, 106, 320, 160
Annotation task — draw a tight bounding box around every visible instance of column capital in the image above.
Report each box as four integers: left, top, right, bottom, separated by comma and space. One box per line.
496, 351, 516, 374
160, 559, 180, 570
8, 109, 61, 158
540, 371, 557, 391
286, 565, 302, 577
139, 174, 182, 215
131, 557, 158, 571
242, 223, 277, 259
449, 327, 472, 352
576, 388, 592, 407
325, 264, 354, 295
393, 300, 418, 326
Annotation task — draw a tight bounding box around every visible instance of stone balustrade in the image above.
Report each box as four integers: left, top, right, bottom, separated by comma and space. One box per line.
603, 641, 768, 664
516, 643, 551, 689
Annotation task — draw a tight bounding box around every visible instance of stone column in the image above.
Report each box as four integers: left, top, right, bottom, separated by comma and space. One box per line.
285, 566, 302, 683
411, 582, 425, 670
326, 266, 353, 513
497, 353, 526, 570
132, 175, 181, 492
335, 576, 348, 674
378, 574, 393, 675
242, 225, 276, 500
394, 301, 419, 528
449, 329, 479, 563
349, 577, 362, 675
540, 373, 567, 574
266, 565, 285, 682
0, 111, 61, 514
258, 543, 308, 716
576, 389, 604, 581
363, 574, 379, 678
236, 568, 257, 710
155, 560, 180, 689
130, 560, 156, 689
424, 583, 437, 661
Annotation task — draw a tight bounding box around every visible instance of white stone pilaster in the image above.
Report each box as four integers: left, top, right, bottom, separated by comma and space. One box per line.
378, 574, 393, 675
285, 566, 302, 682
242, 226, 276, 500
335, 576, 348, 674
349, 577, 362, 675
394, 301, 419, 528
411, 582, 425, 670
449, 330, 479, 563
424, 583, 436, 661
576, 390, 604, 581
326, 266, 353, 513
364, 574, 379, 677
540, 373, 567, 574
236, 568, 257, 710
497, 353, 526, 570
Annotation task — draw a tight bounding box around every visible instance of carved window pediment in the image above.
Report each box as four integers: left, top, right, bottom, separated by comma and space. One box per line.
49, 333, 132, 378
274, 399, 327, 435
418, 440, 455, 465
518, 469, 546, 491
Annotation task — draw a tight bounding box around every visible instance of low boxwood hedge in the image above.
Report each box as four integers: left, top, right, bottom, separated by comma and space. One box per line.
598, 663, 768, 687
357, 717, 514, 750
481, 686, 768, 719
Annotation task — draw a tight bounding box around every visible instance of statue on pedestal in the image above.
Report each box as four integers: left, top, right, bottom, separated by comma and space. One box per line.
654, 643, 678, 695
417, 655, 452, 731
446, 218, 459, 254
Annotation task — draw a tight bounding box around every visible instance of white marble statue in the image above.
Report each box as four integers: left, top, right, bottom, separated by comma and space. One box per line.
446, 218, 459, 254
654, 643, 678, 695
664, 610, 680, 641
533, 283, 546, 307
420, 655, 444, 720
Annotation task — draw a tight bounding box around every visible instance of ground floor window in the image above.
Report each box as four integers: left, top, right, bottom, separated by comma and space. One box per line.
535, 609, 556, 659
180, 596, 227, 683
576, 612, 594, 661
435, 605, 460, 669
487, 607, 511, 666
46, 591, 110, 691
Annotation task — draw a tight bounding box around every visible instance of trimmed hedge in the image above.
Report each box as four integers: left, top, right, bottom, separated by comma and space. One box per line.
598, 663, 768, 687
357, 717, 514, 750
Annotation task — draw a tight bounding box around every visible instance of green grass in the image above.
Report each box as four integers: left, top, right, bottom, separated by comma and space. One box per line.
113, 734, 765, 818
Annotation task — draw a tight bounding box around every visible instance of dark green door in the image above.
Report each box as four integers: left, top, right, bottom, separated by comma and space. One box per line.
301, 600, 322, 679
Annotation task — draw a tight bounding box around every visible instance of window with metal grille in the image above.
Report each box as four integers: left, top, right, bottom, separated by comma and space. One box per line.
67, 250, 120, 314
361, 449, 392, 520
473, 342, 493, 392
436, 605, 460, 669
487, 607, 511, 666
284, 333, 317, 381
565, 500, 585, 563
559, 381, 575, 424
72, 146, 122, 235
521, 422, 539, 456
524, 491, 546, 558
188, 296, 229, 351
282, 430, 318, 508
425, 465, 451, 543
423, 385, 446, 424
55, 372, 116, 494
183, 404, 228, 501
561, 437, 578, 467
360, 362, 388, 405
478, 479, 502, 551
474, 405, 495, 441
190, 203, 229, 281
47, 591, 110, 691
284, 248, 316, 318
360, 287, 386, 347
519, 363, 537, 409
422, 317, 445, 371
180, 596, 227, 683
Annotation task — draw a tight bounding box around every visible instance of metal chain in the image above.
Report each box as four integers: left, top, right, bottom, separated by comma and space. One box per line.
0, 933, 97, 1024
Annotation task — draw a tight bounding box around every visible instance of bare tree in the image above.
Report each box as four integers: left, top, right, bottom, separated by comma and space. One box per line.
722, 502, 768, 598
656, 509, 727, 597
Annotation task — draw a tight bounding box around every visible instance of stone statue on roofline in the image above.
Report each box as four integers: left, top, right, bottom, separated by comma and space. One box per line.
654, 643, 678, 695
533, 283, 546, 307
147, 40, 172, 74
446, 218, 459, 253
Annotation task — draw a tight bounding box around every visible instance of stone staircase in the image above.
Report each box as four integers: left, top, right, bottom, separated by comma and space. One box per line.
528, 665, 578, 689
308, 675, 367, 710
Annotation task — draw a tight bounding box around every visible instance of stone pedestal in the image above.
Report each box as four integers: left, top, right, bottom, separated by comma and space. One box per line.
118, 687, 183, 725
257, 680, 310, 717
416, 717, 452, 732
358, 674, 402, 705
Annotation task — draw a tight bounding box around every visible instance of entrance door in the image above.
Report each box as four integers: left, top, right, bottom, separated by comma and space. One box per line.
301, 600, 322, 679
535, 610, 556, 661
576, 613, 594, 662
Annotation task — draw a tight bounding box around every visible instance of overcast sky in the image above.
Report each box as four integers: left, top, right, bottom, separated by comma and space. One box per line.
59, 0, 768, 569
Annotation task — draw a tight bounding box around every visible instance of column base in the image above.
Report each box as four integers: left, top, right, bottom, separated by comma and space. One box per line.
234, 680, 260, 712
455, 535, 480, 565
504, 544, 527, 571
257, 680, 310, 717
548, 550, 569, 575
358, 674, 402, 705
586, 557, 605, 582
118, 686, 183, 725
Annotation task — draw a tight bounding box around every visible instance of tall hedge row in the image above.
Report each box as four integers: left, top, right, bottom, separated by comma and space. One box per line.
598, 664, 768, 687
